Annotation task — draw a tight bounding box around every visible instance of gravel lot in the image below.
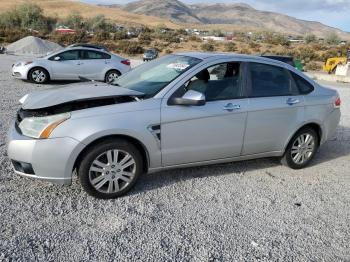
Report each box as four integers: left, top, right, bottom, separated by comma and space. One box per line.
0, 54, 349, 261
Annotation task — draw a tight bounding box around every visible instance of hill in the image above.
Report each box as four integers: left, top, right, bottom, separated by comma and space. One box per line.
122, 0, 350, 39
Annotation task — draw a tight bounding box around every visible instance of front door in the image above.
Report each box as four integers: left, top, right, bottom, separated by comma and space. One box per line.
161, 62, 248, 166
49, 50, 83, 80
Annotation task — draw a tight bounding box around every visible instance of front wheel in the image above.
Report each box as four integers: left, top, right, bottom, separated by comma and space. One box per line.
78, 139, 143, 199
281, 127, 319, 169
29, 67, 49, 84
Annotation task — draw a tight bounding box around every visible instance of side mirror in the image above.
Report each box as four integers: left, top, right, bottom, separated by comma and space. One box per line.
54, 56, 61, 61
169, 90, 206, 106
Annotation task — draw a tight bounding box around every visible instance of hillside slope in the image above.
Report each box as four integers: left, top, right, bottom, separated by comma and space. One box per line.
0, 0, 179, 28
122, 0, 350, 39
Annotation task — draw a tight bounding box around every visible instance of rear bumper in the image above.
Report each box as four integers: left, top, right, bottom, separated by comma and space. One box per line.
322, 108, 341, 144
7, 122, 85, 185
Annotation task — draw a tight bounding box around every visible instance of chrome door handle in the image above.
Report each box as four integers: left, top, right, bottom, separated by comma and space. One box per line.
287, 98, 300, 105
223, 103, 241, 111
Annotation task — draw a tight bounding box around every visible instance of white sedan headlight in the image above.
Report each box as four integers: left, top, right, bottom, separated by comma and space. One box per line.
19, 112, 71, 139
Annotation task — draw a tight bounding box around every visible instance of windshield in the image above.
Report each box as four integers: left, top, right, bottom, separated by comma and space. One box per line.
112, 55, 202, 98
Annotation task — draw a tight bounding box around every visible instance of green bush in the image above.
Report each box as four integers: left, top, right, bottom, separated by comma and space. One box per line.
0, 3, 56, 33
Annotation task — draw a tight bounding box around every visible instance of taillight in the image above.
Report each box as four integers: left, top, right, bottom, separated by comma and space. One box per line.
121, 60, 130, 66
335, 97, 341, 108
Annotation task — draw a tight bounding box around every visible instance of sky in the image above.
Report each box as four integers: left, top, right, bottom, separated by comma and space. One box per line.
81, 0, 350, 32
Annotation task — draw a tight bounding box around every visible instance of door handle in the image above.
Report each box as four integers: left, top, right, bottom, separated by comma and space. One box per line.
223, 103, 241, 111
286, 98, 300, 105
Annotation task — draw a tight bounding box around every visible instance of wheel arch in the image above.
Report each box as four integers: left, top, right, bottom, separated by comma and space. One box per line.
73, 134, 150, 174
284, 122, 323, 152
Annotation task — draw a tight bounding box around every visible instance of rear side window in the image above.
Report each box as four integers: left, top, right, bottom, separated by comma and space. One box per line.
83, 51, 111, 59
249, 63, 292, 97
291, 72, 314, 94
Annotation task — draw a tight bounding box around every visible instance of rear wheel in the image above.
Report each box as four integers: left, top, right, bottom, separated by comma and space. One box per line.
29, 67, 49, 84
281, 127, 319, 169
78, 139, 143, 199
105, 70, 121, 83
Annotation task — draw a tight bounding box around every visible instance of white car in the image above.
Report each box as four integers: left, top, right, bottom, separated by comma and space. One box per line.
12, 47, 131, 83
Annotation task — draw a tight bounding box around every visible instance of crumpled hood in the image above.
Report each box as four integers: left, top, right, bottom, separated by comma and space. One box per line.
21, 82, 143, 110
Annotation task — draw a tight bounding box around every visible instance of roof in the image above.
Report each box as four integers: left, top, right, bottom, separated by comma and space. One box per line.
175, 52, 288, 67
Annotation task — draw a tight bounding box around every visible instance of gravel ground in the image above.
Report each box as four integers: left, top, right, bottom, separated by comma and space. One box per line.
0, 54, 349, 261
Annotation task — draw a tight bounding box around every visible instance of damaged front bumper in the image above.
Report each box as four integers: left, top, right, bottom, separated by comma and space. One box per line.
12, 65, 29, 80
7, 122, 85, 185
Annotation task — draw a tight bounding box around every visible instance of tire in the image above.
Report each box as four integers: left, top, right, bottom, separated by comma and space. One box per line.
78, 139, 143, 199
105, 70, 121, 83
28, 67, 49, 84
281, 127, 319, 169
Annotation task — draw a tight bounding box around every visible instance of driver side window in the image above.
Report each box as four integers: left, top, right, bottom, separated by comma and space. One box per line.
182, 62, 242, 102
50, 50, 81, 61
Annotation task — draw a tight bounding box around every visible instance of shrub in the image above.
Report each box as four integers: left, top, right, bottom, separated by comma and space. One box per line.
325, 32, 341, 45
138, 32, 152, 45
165, 49, 173, 54
305, 61, 320, 71
304, 34, 317, 44
224, 41, 236, 52
49, 30, 88, 46
188, 35, 202, 42
201, 41, 215, 52
117, 40, 143, 54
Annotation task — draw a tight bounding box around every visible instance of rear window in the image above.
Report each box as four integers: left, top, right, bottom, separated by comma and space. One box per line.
249, 63, 292, 97
291, 72, 314, 94
83, 51, 110, 59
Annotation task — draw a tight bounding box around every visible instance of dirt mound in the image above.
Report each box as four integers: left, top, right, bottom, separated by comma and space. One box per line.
6, 36, 63, 56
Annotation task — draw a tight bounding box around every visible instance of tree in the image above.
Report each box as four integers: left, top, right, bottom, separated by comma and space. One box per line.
65, 11, 84, 30
89, 15, 113, 32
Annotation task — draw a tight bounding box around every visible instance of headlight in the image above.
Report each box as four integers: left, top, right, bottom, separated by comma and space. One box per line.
18, 112, 71, 139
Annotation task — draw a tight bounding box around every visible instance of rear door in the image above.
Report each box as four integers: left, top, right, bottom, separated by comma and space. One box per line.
161, 62, 249, 166
80, 50, 111, 80
49, 50, 83, 80
242, 62, 305, 155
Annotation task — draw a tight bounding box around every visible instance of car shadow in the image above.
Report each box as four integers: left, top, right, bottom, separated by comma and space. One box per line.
130, 125, 350, 196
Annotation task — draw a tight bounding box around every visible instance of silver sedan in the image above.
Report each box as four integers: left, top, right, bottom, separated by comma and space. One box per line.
8, 52, 341, 198
12, 47, 131, 83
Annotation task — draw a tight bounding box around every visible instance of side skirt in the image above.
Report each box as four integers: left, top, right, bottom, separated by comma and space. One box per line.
148, 151, 284, 174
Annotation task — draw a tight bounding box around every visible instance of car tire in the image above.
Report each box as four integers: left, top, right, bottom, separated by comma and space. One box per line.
78, 138, 143, 199
105, 70, 121, 83
281, 127, 319, 169
28, 67, 49, 84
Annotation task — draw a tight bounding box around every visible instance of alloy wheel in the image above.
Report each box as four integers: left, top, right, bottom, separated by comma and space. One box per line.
290, 133, 316, 165
107, 72, 119, 83
88, 149, 136, 194
31, 69, 47, 83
